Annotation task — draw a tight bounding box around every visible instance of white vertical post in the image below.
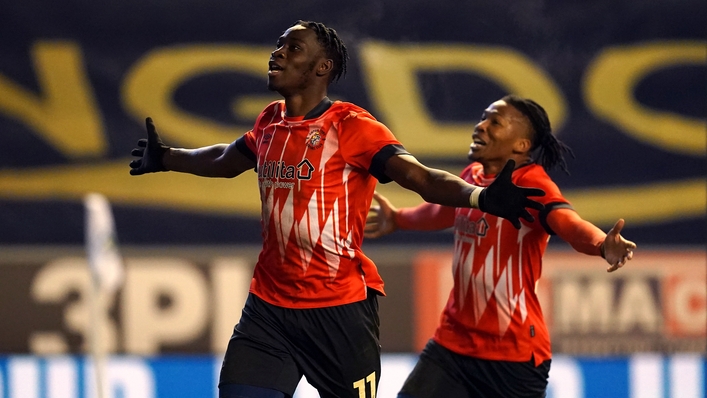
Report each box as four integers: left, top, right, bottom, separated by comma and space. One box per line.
630, 354, 663, 398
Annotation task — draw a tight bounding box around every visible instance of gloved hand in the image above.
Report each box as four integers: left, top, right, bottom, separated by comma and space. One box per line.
478, 159, 545, 229
129, 117, 170, 175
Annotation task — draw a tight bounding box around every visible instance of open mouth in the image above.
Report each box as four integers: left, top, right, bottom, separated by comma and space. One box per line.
268, 62, 283, 75
471, 137, 486, 147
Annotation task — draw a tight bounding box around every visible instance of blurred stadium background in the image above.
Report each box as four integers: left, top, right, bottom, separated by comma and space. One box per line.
0, 0, 704, 397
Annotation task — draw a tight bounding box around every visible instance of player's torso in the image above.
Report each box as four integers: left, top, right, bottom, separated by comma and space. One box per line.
249, 102, 378, 307
436, 163, 551, 360
255, 114, 348, 200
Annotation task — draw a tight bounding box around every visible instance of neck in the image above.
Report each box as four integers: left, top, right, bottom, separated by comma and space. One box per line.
282, 87, 329, 117
482, 155, 532, 175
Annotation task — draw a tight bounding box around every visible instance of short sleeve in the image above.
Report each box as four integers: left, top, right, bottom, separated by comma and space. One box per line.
235, 133, 257, 164
515, 167, 572, 235
236, 100, 282, 166
337, 113, 407, 182
369, 144, 409, 183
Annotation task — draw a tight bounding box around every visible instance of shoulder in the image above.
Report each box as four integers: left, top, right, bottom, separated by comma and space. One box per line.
332, 104, 392, 138
514, 163, 565, 198
329, 101, 378, 124
460, 163, 480, 180
514, 163, 553, 183
332, 101, 374, 116
249, 101, 285, 134
260, 100, 284, 117
254, 100, 284, 123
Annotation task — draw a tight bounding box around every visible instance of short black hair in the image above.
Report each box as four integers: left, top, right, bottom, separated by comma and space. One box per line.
502, 94, 573, 174
292, 20, 348, 83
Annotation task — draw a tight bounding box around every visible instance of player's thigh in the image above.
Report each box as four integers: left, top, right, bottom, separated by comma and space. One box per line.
400, 339, 550, 398
397, 341, 468, 398
218, 383, 286, 398
297, 292, 382, 398
218, 294, 301, 395
492, 357, 550, 398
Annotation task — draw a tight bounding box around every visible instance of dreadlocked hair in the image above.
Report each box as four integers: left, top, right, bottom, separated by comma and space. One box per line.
502, 94, 574, 174
294, 20, 348, 83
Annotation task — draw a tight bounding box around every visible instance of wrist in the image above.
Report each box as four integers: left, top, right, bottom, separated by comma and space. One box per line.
469, 187, 483, 209
392, 209, 406, 230
159, 146, 172, 171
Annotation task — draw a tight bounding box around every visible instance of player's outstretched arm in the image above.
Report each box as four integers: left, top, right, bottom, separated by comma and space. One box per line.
129, 117, 255, 178
602, 218, 637, 272
365, 191, 456, 239
547, 210, 637, 272
384, 155, 544, 229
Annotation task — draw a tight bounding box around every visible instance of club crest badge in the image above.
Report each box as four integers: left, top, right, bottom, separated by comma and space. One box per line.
305, 129, 325, 150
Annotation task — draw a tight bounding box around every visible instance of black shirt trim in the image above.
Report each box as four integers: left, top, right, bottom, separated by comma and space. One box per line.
540, 201, 574, 235
235, 136, 257, 166
370, 144, 410, 183
302, 97, 333, 120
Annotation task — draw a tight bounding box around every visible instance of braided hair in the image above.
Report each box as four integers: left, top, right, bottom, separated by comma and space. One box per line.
502, 94, 573, 174
293, 20, 348, 83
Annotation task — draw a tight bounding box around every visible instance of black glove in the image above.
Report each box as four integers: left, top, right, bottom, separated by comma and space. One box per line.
129, 117, 170, 175
478, 159, 545, 229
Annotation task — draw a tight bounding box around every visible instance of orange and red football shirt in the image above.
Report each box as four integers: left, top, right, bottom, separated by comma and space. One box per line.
237, 99, 406, 309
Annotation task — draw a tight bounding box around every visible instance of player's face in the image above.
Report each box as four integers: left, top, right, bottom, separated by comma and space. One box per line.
468, 100, 531, 165
267, 25, 326, 96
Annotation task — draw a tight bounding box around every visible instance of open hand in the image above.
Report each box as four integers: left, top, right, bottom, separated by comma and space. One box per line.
603, 218, 636, 272
364, 192, 398, 239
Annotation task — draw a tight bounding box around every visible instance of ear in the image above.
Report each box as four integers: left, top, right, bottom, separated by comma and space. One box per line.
316, 59, 334, 78
513, 138, 532, 154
